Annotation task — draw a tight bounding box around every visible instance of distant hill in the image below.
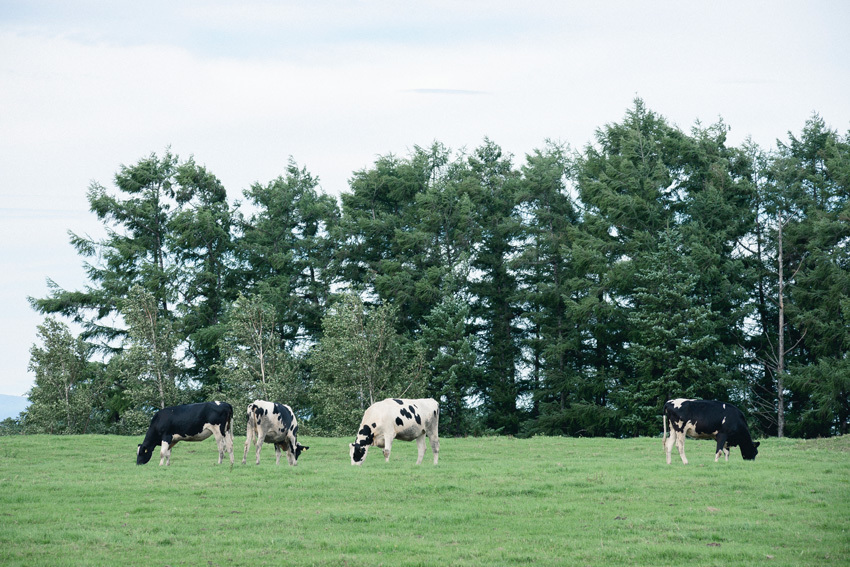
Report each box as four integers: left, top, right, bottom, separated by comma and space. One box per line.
0, 395, 29, 421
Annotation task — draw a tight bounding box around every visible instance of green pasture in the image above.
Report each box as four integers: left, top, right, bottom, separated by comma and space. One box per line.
0, 434, 847, 566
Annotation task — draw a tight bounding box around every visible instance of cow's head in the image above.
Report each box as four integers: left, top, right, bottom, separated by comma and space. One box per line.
349, 442, 368, 465
741, 440, 760, 460
136, 444, 153, 465
295, 443, 309, 461
350, 423, 374, 465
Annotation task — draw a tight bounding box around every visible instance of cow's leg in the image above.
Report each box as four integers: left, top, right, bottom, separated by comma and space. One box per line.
430, 433, 440, 465
415, 434, 426, 465
665, 429, 676, 464
382, 437, 393, 462
285, 435, 297, 466
254, 434, 264, 465
160, 441, 171, 466
224, 424, 234, 465
242, 422, 254, 465
675, 432, 688, 465
211, 425, 231, 465
714, 434, 728, 463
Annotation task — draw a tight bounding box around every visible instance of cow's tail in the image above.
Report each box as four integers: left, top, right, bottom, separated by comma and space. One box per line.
225, 404, 235, 465
662, 409, 668, 452
245, 405, 257, 446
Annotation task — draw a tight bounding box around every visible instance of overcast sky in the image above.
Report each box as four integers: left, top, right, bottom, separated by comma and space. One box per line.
1, 1, 849, 397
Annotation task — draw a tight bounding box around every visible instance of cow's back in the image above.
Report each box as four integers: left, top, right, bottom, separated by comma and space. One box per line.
664, 399, 748, 439
384, 398, 439, 441
248, 400, 297, 443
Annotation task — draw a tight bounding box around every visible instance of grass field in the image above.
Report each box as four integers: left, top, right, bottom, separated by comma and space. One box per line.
0, 434, 847, 566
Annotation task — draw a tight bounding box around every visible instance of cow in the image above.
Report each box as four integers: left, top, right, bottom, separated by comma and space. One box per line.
243, 400, 309, 466
137, 401, 234, 466
662, 398, 760, 465
349, 398, 440, 466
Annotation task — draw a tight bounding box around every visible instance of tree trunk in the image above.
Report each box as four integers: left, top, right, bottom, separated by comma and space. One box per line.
777, 210, 786, 438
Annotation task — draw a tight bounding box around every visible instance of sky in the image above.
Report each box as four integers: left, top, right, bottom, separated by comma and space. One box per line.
1, 1, 849, 397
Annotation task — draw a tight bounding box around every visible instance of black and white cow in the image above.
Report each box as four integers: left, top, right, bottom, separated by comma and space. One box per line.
662, 398, 760, 464
349, 398, 440, 466
243, 400, 309, 466
137, 401, 234, 466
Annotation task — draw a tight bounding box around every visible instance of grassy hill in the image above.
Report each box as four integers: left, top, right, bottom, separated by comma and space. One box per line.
0, 435, 847, 566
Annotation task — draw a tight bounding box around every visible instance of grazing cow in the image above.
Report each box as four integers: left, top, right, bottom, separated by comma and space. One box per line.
349, 398, 440, 466
662, 398, 760, 464
243, 400, 309, 466
137, 401, 234, 466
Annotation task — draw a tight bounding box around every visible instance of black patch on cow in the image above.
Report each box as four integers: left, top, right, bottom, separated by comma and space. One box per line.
136, 401, 233, 465
400, 408, 412, 420
372, 423, 377, 428
295, 443, 309, 460
393, 399, 403, 404
415, 413, 421, 425
396, 417, 404, 426
357, 424, 374, 445
352, 443, 367, 462
408, 405, 417, 414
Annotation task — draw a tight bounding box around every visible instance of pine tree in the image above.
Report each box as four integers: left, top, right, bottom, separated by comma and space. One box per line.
621, 229, 730, 435
238, 160, 339, 347
419, 294, 478, 436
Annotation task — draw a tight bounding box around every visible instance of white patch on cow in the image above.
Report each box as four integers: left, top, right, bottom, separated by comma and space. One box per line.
160, 440, 171, 466
722, 416, 726, 424
682, 420, 718, 441
670, 398, 693, 409
172, 424, 216, 443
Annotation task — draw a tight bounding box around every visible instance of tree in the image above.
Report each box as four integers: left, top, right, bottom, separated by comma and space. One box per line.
774, 117, 850, 436
238, 160, 339, 347
515, 143, 614, 435
31, 151, 181, 347
215, 293, 301, 433
169, 158, 237, 388
30, 151, 237, 392
574, 100, 754, 435
120, 285, 181, 411
26, 318, 97, 434
621, 229, 731, 435
465, 139, 523, 433
335, 144, 473, 333
308, 294, 427, 435
419, 294, 478, 436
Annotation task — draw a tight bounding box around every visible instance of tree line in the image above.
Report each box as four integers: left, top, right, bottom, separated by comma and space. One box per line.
9, 100, 849, 438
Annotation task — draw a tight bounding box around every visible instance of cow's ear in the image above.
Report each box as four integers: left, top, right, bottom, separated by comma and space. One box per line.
137, 444, 141, 454
754, 441, 760, 448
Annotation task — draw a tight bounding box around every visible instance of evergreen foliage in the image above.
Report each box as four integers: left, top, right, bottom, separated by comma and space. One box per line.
19, 101, 850, 438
